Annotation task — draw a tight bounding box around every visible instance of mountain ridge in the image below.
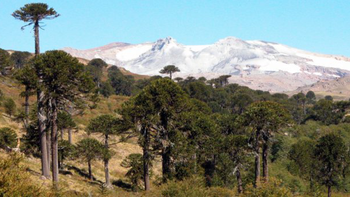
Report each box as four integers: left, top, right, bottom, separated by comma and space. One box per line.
63, 37, 350, 92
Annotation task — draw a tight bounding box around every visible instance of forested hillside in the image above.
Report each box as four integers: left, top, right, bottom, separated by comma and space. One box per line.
1, 3, 350, 197
2, 45, 350, 196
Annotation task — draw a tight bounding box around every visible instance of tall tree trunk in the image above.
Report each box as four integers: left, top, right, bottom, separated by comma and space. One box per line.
35, 20, 50, 179
34, 20, 40, 55
328, 185, 331, 197
162, 148, 171, 183
97, 81, 101, 95
161, 114, 172, 183
68, 128, 72, 144
169, 72, 172, 80
254, 129, 261, 187
38, 90, 49, 178
46, 129, 51, 169
236, 164, 243, 194
40, 125, 50, 178
104, 134, 111, 188
47, 99, 52, 169
143, 126, 150, 191
262, 137, 269, 182
24, 87, 30, 127
88, 160, 93, 181
51, 99, 59, 184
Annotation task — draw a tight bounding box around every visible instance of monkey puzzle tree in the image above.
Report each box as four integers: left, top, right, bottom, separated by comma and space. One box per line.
75, 138, 105, 181
159, 65, 180, 79
12, 3, 59, 55
57, 111, 76, 143
143, 79, 188, 182
33, 50, 94, 184
10, 51, 32, 69
86, 58, 108, 93
120, 78, 188, 188
288, 138, 317, 190
14, 65, 37, 127
238, 101, 291, 186
87, 114, 121, 188
121, 153, 149, 191
120, 93, 158, 191
314, 133, 348, 197
13, 3, 59, 179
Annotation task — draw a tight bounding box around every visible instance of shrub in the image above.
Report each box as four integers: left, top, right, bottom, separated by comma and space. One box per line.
4, 98, 16, 117
243, 178, 293, 197
0, 127, 17, 148
158, 176, 235, 197
0, 154, 48, 196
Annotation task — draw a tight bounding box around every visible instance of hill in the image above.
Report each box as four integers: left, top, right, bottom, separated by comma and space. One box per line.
289, 76, 350, 100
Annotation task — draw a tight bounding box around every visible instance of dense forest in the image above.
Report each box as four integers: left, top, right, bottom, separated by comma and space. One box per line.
1, 3, 350, 197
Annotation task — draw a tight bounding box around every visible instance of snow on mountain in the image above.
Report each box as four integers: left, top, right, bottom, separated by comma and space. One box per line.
62, 37, 350, 92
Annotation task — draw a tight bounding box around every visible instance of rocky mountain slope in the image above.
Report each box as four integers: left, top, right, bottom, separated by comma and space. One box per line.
63, 37, 350, 92
290, 76, 350, 100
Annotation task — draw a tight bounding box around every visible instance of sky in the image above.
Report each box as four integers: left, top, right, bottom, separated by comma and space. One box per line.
0, 0, 349, 56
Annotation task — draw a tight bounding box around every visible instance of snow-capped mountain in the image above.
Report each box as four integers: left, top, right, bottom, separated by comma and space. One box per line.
63, 37, 350, 92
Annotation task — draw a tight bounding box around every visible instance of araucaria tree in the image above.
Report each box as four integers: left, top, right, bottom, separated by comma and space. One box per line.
12, 3, 59, 179
87, 114, 121, 188
14, 65, 38, 127
33, 50, 94, 184
75, 138, 105, 181
238, 101, 290, 186
120, 78, 188, 190
159, 65, 180, 79
12, 3, 59, 55
314, 133, 348, 197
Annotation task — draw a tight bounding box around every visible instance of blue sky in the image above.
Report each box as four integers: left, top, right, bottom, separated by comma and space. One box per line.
1, 0, 349, 56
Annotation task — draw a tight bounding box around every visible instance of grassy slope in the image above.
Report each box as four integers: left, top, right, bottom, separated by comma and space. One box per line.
0, 74, 156, 196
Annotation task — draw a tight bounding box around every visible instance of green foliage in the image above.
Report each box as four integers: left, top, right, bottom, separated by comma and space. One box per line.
88, 58, 108, 69
0, 49, 12, 75
325, 95, 333, 101
0, 154, 48, 196
159, 65, 180, 79
238, 101, 291, 133
121, 153, 148, 191
12, 3, 59, 25
34, 50, 95, 103
308, 99, 345, 125
21, 123, 41, 157
10, 51, 31, 69
0, 127, 17, 148
87, 114, 121, 136
57, 111, 76, 131
243, 178, 293, 197
75, 138, 104, 163
288, 138, 316, 181
86, 58, 107, 90
231, 93, 254, 114
75, 138, 105, 180
314, 133, 348, 192
158, 176, 235, 197
4, 98, 16, 117
107, 66, 135, 96
100, 80, 114, 98
58, 140, 75, 168
306, 91, 316, 104
14, 64, 38, 94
